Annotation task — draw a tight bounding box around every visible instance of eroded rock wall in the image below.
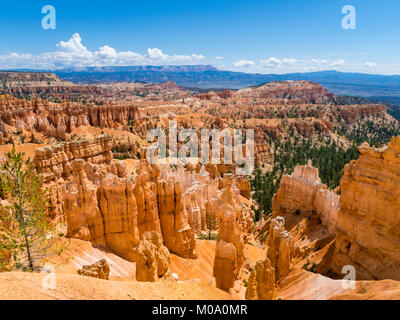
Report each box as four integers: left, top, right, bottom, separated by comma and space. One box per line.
0, 95, 142, 140
213, 177, 245, 292
34, 136, 252, 263
245, 258, 276, 300
267, 217, 294, 280
272, 161, 340, 233
332, 138, 400, 280
34, 136, 174, 261
136, 231, 171, 282
157, 180, 196, 259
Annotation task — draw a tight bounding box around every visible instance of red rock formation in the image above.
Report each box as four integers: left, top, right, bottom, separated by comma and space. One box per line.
245, 257, 276, 300
196, 90, 234, 100
213, 177, 245, 292
34, 137, 146, 261
267, 217, 294, 280
235, 81, 336, 104
33, 136, 252, 263
77, 259, 110, 280
272, 161, 339, 234
134, 161, 161, 237
0, 95, 142, 139
332, 138, 400, 280
136, 231, 171, 282
339, 105, 387, 124
157, 180, 196, 258
236, 177, 251, 199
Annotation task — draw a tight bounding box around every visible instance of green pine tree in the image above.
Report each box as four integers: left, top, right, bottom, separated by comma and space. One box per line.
0, 145, 64, 272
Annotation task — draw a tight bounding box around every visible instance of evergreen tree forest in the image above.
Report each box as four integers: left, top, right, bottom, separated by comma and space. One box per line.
250, 116, 400, 222
250, 138, 359, 222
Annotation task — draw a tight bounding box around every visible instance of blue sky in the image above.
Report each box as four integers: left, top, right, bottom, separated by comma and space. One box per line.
0, 0, 399, 74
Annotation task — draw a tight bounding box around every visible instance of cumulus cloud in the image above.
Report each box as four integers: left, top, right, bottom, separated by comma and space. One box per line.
96, 45, 118, 59
57, 33, 90, 56
226, 55, 391, 74
0, 33, 206, 69
282, 58, 297, 64
227, 55, 391, 74
330, 59, 345, 67
232, 59, 255, 68
260, 57, 282, 68
256, 57, 349, 72
192, 54, 206, 60
364, 62, 378, 67
215, 56, 224, 60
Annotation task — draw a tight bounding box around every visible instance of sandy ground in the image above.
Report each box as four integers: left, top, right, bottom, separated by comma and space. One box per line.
170, 240, 266, 298
0, 272, 233, 300
49, 239, 136, 281
2, 236, 400, 300
0, 239, 267, 300
0, 239, 234, 300
2, 205, 400, 300
70, 126, 144, 145
277, 269, 347, 300
0, 143, 48, 159
277, 269, 400, 300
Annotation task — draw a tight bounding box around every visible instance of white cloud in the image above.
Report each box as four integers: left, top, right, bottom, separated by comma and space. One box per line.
257, 57, 342, 72
310, 58, 328, 65
232, 59, 255, 68
330, 59, 345, 67
57, 33, 90, 56
0, 35, 390, 74
0, 33, 206, 69
227, 56, 394, 74
260, 57, 282, 68
364, 62, 377, 67
255, 57, 348, 72
96, 45, 118, 59
192, 54, 206, 60
282, 58, 297, 64
147, 48, 166, 60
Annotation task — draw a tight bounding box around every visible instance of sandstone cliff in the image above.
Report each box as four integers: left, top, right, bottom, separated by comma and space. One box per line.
33, 136, 189, 261
0, 95, 142, 140
213, 176, 245, 292
32, 136, 254, 265
245, 257, 276, 300
136, 231, 171, 282
267, 217, 294, 280
235, 81, 336, 104
332, 137, 400, 280
272, 161, 340, 234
